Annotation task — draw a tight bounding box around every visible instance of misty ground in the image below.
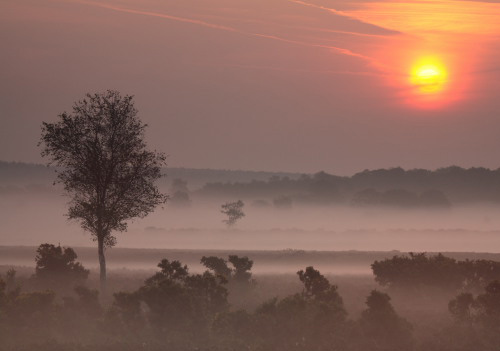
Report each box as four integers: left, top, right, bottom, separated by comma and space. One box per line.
2, 190, 500, 252
2, 164, 500, 349
0, 246, 458, 344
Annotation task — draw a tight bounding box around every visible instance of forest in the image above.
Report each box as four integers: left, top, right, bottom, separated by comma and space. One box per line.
3, 162, 500, 208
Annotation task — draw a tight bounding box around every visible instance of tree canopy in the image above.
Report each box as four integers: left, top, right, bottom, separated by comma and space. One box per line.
39, 90, 168, 291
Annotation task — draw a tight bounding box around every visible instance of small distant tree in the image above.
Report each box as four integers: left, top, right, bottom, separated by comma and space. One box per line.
33, 243, 89, 290
39, 90, 168, 293
220, 200, 245, 227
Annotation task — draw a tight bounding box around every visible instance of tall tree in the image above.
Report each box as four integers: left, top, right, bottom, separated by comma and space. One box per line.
40, 90, 168, 293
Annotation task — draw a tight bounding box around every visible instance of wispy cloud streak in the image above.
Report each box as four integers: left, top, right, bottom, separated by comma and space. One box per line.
78, 0, 376, 63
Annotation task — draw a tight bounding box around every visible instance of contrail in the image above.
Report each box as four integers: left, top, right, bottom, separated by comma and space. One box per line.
287, 0, 401, 35
205, 63, 391, 77
77, 1, 239, 32
77, 0, 376, 62
288, 0, 350, 17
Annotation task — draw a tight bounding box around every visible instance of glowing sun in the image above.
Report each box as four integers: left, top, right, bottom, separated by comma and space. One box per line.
410, 57, 448, 94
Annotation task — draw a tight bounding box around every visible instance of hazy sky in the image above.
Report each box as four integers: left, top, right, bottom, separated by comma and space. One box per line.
1, 0, 499, 175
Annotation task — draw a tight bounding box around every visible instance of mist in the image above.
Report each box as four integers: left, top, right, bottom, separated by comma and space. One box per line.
2, 0, 500, 348
2, 184, 500, 252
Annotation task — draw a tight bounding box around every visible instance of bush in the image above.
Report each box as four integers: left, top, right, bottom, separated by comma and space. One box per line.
33, 243, 89, 292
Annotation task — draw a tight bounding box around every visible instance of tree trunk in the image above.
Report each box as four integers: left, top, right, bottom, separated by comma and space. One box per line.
97, 236, 107, 295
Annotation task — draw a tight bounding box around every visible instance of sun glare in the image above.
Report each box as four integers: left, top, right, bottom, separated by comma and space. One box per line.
410, 58, 448, 94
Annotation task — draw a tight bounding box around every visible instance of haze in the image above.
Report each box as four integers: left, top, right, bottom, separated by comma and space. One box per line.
1, 0, 500, 174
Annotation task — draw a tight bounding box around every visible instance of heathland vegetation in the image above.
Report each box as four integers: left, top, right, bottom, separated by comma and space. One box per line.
1, 246, 500, 350
2, 91, 500, 350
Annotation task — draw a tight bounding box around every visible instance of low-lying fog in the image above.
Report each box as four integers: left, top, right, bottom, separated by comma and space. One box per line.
1, 192, 500, 254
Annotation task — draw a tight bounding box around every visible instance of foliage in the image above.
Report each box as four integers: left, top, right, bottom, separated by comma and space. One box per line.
201, 255, 254, 284
213, 266, 347, 350
351, 188, 450, 207
372, 252, 500, 292
200, 256, 232, 280
136, 259, 228, 336
220, 200, 245, 226
358, 290, 414, 351
448, 292, 475, 324
4, 251, 500, 351
0, 285, 57, 346
474, 280, 500, 330
39, 90, 168, 289
297, 266, 343, 306
33, 243, 89, 291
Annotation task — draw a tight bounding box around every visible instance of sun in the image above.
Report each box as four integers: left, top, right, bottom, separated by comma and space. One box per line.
410, 57, 448, 94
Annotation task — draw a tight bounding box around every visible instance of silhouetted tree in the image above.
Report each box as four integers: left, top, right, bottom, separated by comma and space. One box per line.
138, 259, 228, 336
201, 255, 254, 284
228, 255, 253, 283
201, 256, 232, 280
221, 200, 245, 227
359, 290, 413, 351
39, 90, 168, 293
297, 266, 344, 306
243, 266, 346, 350
33, 243, 89, 291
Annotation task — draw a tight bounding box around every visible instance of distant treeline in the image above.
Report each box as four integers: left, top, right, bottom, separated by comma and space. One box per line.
3, 162, 500, 207
0, 161, 299, 190
198, 166, 500, 206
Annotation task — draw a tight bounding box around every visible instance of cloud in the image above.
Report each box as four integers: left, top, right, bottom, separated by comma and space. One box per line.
287, 0, 401, 35
78, 0, 376, 63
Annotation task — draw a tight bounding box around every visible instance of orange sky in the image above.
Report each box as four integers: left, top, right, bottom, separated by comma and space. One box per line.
1, 0, 499, 173
340, 0, 500, 108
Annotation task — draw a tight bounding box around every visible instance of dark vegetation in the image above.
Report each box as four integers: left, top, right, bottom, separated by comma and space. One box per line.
39, 91, 168, 292
2, 246, 500, 350
0, 161, 298, 192
372, 252, 500, 292
6, 162, 500, 208
220, 200, 245, 227
199, 167, 500, 207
